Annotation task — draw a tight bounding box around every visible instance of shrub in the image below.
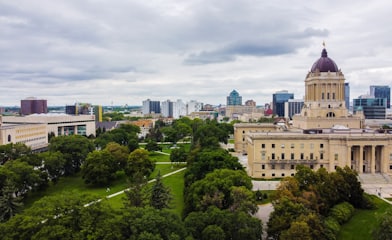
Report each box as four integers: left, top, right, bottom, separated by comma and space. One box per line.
323, 217, 340, 240
329, 202, 355, 225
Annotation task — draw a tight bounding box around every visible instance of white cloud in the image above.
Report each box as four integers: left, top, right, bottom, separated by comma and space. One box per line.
0, 0, 391, 106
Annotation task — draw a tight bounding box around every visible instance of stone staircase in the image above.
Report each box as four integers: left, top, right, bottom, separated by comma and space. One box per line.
358, 173, 391, 184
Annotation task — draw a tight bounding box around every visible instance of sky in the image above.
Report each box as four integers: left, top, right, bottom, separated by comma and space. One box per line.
1, 0, 392, 107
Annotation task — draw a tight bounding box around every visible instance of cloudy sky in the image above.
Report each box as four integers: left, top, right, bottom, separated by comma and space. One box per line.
1, 0, 392, 107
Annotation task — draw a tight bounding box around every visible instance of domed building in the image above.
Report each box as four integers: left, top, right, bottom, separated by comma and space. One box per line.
234, 46, 392, 179
292, 47, 363, 129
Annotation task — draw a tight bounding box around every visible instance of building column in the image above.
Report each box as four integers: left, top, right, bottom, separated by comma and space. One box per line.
371, 145, 376, 174
359, 145, 363, 173
347, 145, 351, 169
381, 145, 388, 173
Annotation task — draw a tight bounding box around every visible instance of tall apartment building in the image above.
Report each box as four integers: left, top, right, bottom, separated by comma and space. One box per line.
272, 90, 294, 117
370, 85, 390, 108
142, 99, 161, 115
173, 99, 187, 119
187, 100, 203, 115
161, 100, 173, 118
227, 90, 242, 106
21, 97, 47, 115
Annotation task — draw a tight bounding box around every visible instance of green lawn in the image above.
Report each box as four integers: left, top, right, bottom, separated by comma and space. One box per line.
24, 163, 185, 211
255, 190, 275, 205
163, 170, 185, 215
149, 151, 171, 162
338, 196, 392, 240
96, 166, 185, 216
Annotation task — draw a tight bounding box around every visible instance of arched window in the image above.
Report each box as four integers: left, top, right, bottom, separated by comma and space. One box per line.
8, 134, 11, 142
326, 112, 335, 118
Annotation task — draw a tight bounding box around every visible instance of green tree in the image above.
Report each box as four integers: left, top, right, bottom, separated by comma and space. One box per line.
229, 186, 258, 214
373, 209, 392, 240
39, 151, 66, 183
125, 149, 155, 179
267, 197, 308, 240
128, 138, 140, 152
94, 124, 140, 149
335, 166, 368, 208
280, 221, 312, 240
161, 126, 177, 143
0, 180, 23, 222
150, 172, 172, 210
49, 135, 94, 175
123, 173, 149, 208
0, 143, 31, 165
104, 142, 129, 170
192, 120, 229, 148
145, 140, 162, 152
184, 147, 243, 187
146, 120, 164, 142
120, 207, 187, 240
3, 160, 46, 196
184, 169, 254, 214
184, 207, 262, 240
81, 150, 117, 186
170, 146, 188, 163
0, 192, 121, 239
202, 225, 225, 240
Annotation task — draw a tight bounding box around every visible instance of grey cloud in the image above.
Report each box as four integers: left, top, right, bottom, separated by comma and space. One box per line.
184, 28, 329, 65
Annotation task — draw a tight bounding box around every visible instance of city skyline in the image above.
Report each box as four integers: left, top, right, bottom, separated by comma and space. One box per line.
1, 1, 392, 106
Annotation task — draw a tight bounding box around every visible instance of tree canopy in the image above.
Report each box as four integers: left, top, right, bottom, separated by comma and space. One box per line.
49, 135, 94, 175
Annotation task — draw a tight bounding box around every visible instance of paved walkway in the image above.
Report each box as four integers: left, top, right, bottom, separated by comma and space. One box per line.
254, 203, 274, 239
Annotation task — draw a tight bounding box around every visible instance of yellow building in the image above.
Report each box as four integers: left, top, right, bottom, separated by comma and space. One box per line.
0, 116, 48, 151
3, 114, 96, 138
236, 47, 392, 178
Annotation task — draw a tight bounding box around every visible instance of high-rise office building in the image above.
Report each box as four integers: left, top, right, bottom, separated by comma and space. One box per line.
21, 97, 47, 115
370, 85, 390, 108
142, 99, 161, 115
272, 90, 294, 117
284, 99, 304, 119
345, 82, 350, 110
227, 90, 242, 106
353, 95, 386, 119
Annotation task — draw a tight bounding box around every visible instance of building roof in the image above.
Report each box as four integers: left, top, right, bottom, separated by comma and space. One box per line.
311, 48, 339, 73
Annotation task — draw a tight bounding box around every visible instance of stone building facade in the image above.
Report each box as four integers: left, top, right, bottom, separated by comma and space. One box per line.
235, 47, 392, 179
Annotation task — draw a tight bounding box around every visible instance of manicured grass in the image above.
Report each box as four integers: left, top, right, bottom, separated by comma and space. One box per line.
24, 171, 130, 209
163, 170, 185, 216
23, 163, 182, 210
106, 167, 185, 216
255, 190, 275, 205
149, 151, 171, 162
338, 196, 392, 240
